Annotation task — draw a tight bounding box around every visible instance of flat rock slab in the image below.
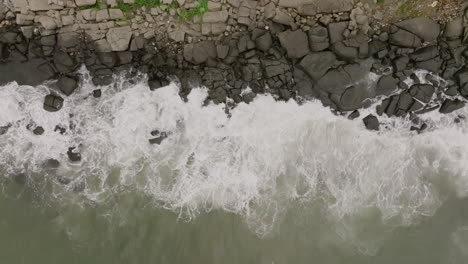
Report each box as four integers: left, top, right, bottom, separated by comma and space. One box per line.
106, 26, 132, 51
278, 0, 353, 13
12, 0, 62, 11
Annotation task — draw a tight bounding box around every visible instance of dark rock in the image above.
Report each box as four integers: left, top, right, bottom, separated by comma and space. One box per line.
409, 46, 438, 62
53, 51, 76, 73
57, 76, 78, 96
293, 66, 316, 98
0, 124, 10, 135
376, 75, 398, 96
445, 85, 459, 96
308, 26, 329, 51
415, 58, 441, 73
299, 51, 336, 81
191, 41, 217, 64
33, 126, 44, 135
255, 33, 272, 52
376, 98, 391, 116
67, 147, 82, 162
93, 89, 102, 98
395, 17, 440, 42
328, 22, 348, 44
439, 99, 465, 113
385, 94, 400, 116
0, 32, 18, 44
340, 85, 367, 111
57, 32, 80, 49
43, 94, 64, 112
278, 30, 309, 59
444, 17, 463, 39
389, 29, 421, 48
40, 35, 56, 46
409, 84, 435, 103
348, 110, 360, 120
98, 52, 117, 68
54, 125, 66, 134
393, 56, 409, 72
395, 92, 414, 117
216, 45, 230, 59
57, 176, 71, 185
316, 68, 351, 95
332, 41, 358, 61
44, 159, 60, 169
116, 51, 133, 65
149, 131, 168, 145
363, 114, 380, 131
209, 87, 228, 104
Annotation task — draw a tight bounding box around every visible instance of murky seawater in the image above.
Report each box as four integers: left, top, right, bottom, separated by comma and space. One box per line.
1, 68, 468, 263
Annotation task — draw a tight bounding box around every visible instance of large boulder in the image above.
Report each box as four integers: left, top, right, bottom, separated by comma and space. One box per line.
184, 41, 216, 64
395, 17, 440, 42
409, 46, 438, 62
106, 26, 132, 51
376, 75, 398, 96
308, 26, 329, 51
57, 32, 80, 49
328, 22, 348, 44
363, 114, 379, 131
439, 99, 465, 113
299, 51, 336, 81
53, 51, 77, 73
278, 30, 309, 59
389, 29, 421, 47
409, 84, 435, 103
444, 17, 463, 39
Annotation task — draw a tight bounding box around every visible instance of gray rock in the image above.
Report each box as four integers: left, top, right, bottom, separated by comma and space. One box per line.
395, 17, 440, 42
272, 8, 293, 25
38, 16, 57, 30
57, 76, 78, 96
278, 30, 309, 59
81, 9, 97, 20
328, 22, 348, 44
389, 29, 421, 47
190, 41, 216, 64
348, 110, 360, 120
203, 10, 228, 23
216, 45, 229, 59
43, 94, 64, 112
444, 17, 463, 39
439, 99, 465, 113
75, 0, 96, 6
409, 45, 438, 62
116, 51, 132, 64
0, 4, 7, 22
41, 35, 56, 46
331, 41, 358, 61
393, 56, 409, 72
109, 9, 124, 20
316, 69, 350, 95
299, 51, 336, 81
255, 33, 272, 52
409, 84, 435, 103
308, 26, 329, 52
363, 114, 379, 131
415, 58, 441, 73
53, 51, 76, 73
106, 26, 132, 51
33, 126, 44, 135
340, 85, 367, 111
96, 9, 110, 22
57, 32, 80, 49
376, 75, 398, 96
264, 2, 276, 20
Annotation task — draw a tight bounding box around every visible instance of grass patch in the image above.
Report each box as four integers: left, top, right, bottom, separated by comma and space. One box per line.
178, 0, 210, 21
398, 0, 422, 18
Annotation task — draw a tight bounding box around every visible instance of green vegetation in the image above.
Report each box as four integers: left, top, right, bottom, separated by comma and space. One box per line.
398, 0, 422, 18
376, 0, 385, 4
77, 0, 211, 21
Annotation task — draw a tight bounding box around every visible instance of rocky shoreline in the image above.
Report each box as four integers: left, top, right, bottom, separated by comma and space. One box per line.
0, 0, 467, 140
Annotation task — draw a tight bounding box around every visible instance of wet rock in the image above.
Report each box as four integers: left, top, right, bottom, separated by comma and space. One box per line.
53, 51, 76, 73
389, 29, 421, 48
395, 17, 440, 42
44, 159, 60, 169
348, 110, 360, 120
299, 51, 336, 81
409, 46, 438, 62
57, 76, 78, 96
278, 30, 309, 59
67, 147, 82, 162
340, 85, 368, 111
363, 114, 379, 131
409, 84, 435, 103
149, 131, 168, 145
33, 126, 44, 135
43, 94, 64, 112
376, 75, 398, 96
185, 41, 216, 64
116, 51, 133, 65
439, 99, 465, 114
93, 89, 102, 98
54, 125, 66, 134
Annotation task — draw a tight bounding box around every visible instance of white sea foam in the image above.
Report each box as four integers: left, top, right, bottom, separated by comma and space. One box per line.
0, 68, 468, 252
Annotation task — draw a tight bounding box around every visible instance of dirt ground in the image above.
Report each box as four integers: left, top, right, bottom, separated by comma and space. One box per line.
367, 0, 463, 25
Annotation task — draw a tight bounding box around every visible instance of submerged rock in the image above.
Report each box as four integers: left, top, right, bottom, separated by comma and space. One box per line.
149, 131, 168, 145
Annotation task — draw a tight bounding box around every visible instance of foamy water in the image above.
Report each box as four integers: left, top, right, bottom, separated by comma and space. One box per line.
1, 68, 468, 257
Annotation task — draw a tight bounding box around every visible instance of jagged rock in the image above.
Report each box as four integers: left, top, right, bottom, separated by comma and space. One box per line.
255, 33, 272, 52
389, 29, 421, 48
328, 22, 348, 44
278, 30, 309, 59
363, 114, 379, 131
395, 17, 440, 42
53, 51, 76, 73
67, 147, 82, 162
106, 26, 132, 51
348, 110, 360, 120
409, 46, 438, 62
299, 51, 336, 81
273, 8, 294, 25
376, 75, 398, 96
308, 26, 329, 51
57, 76, 78, 96
409, 84, 435, 103
393, 56, 409, 72
439, 99, 465, 113
43, 94, 64, 112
